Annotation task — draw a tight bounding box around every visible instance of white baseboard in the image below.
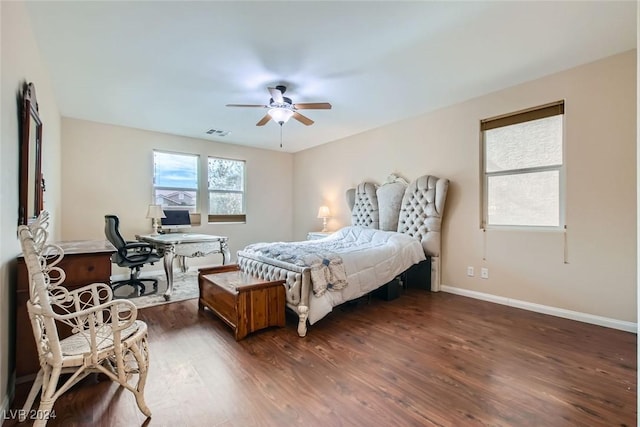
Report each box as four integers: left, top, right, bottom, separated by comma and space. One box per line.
1, 379, 14, 426
110, 268, 201, 282
109, 269, 166, 281
1, 394, 7, 427
440, 285, 637, 333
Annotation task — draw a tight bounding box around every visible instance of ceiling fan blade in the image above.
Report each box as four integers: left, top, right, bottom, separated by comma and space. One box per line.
226, 104, 268, 108
293, 112, 314, 126
256, 114, 271, 126
293, 102, 332, 110
268, 87, 284, 104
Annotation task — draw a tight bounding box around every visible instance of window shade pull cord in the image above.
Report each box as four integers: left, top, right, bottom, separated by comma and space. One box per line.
564, 225, 569, 264
482, 227, 487, 261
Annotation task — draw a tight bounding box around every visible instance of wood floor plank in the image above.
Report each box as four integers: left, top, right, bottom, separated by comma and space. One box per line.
6, 290, 636, 426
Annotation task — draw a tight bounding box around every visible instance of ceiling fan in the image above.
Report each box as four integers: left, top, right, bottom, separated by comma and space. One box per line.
226, 85, 332, 126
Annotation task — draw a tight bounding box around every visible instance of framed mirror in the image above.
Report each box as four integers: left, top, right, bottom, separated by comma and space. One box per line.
18, 82, 44, 226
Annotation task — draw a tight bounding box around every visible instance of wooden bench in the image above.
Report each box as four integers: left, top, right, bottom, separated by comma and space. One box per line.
198, 264, 286, 340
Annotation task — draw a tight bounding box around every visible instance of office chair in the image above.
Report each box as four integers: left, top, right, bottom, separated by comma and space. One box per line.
104, 214, 163, 296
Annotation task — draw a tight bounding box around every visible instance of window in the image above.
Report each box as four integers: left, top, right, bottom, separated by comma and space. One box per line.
481, 101, 564, 229
153, 151, 199, 211
208, 157, 246, 223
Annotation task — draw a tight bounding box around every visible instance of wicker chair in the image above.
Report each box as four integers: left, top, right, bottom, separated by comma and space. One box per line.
17, 211, 151, 426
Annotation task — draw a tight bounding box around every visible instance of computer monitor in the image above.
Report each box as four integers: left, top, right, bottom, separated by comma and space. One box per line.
160, 209, 191, 232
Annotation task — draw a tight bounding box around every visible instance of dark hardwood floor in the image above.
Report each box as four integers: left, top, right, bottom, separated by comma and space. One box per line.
6, 289, 636, 426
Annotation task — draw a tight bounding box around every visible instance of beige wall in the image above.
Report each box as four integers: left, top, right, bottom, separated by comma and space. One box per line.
61, 119, 293, 275
1, 0, 636, 414
0, 0, 62, 413
293, 50, 637, 323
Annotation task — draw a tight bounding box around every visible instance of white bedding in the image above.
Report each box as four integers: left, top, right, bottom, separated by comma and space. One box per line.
243, 226, 425, 325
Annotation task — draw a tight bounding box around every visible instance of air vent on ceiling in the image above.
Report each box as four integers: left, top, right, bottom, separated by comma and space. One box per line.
206, 128, 231, 137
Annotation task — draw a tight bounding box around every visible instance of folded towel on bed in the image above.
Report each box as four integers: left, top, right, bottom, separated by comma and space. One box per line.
242, 241, 348, 296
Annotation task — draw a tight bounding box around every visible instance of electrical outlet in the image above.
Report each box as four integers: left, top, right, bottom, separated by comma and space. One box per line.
467, 266, 474, 277
481, 268, 489, 279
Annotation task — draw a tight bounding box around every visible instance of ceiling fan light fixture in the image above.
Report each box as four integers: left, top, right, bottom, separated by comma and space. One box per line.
268, 108, 294, 124
227, 86, 330, 128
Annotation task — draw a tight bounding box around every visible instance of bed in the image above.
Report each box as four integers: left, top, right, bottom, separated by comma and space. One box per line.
237, 173, 449, 336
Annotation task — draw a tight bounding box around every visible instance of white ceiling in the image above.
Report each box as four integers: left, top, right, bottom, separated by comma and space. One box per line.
25, 1, 636, 153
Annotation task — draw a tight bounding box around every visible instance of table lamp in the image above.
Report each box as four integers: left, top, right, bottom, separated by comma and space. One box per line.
317, 206, 331, 232
146, 204, 166, 235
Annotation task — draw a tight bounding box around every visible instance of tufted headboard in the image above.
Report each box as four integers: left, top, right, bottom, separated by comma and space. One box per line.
376, 174, 409, 231
345, 173, 449, 291
345, 182, 379, 228
345, 174, 449, 256
397, 175, 449, 257
397, 174, 449, 292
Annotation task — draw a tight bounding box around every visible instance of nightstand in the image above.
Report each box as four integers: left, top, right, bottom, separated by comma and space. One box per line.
307, 231, 333, 240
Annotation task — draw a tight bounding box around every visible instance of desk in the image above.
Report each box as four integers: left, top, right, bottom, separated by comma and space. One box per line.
137, 233, 230, 300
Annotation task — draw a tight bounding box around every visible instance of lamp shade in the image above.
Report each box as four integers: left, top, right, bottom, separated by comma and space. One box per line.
317, 206, 331, 219
268, 108, 294, 124
146, 204, 166, 219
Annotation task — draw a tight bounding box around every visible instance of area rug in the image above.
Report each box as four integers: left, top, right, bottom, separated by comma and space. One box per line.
113, 270, 199, 309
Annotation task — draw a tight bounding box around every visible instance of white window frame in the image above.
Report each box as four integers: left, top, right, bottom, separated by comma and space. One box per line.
481, 101, 566, 231
152, 150, 199, 212
207, 156, 246, 223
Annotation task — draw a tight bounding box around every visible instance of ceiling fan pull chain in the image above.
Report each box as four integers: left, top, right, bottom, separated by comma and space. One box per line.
279, 124, 283, 148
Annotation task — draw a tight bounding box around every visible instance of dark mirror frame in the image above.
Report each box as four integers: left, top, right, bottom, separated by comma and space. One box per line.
18, 82, 44, 226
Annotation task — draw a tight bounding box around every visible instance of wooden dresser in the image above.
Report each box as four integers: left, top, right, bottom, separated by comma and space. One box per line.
15, 240, 115, 382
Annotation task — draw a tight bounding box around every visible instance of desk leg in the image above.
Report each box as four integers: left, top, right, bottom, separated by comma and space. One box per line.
178, 255, 188, 273
221, 240, 231, 265
163, 247, 176, 301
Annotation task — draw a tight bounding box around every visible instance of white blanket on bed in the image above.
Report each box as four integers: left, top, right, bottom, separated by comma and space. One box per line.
244, 226, 427, 324
242, 240, 349, 296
